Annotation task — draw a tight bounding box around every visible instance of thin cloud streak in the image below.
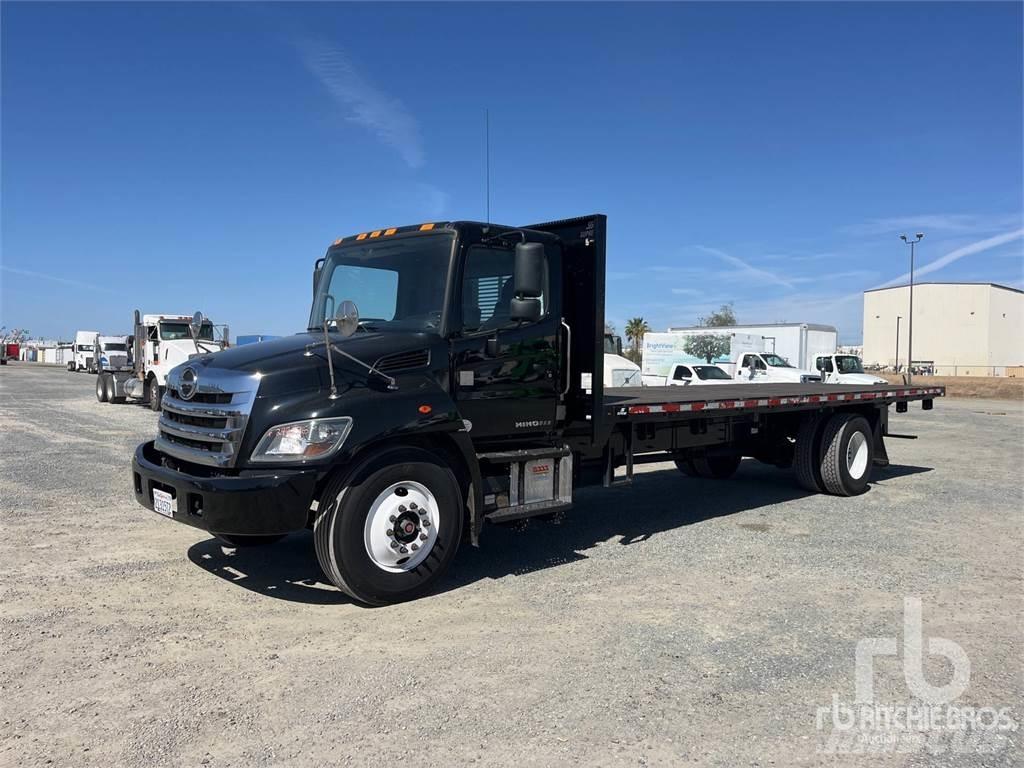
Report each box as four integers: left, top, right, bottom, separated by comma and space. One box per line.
844, 213, 1022, 237
695, 245, 795, 289
872, 228, 1024, 289
298, 39, 424, 168
1, 266, 119, 295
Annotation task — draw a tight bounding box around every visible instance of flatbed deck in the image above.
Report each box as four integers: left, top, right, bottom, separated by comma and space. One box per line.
605, 383, 945, 418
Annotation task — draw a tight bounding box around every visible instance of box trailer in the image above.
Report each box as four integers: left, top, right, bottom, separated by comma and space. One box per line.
131, 214, 944, 606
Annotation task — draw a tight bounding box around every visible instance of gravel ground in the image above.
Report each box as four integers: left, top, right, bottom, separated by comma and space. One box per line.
1, 364, 1021, 767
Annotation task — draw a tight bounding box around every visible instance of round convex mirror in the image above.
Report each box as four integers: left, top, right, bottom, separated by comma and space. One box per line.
335, 300, 359, 338
190, 311, 204, 338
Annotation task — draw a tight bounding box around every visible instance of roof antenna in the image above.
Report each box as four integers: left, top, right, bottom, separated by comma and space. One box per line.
485, 108, 490, 224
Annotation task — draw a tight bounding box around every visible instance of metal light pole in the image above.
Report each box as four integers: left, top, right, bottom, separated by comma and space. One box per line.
895, 315, 902, 372
899, 233, 924, 382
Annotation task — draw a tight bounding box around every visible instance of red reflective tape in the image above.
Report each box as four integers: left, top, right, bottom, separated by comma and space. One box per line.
663, 403, 681, 412
629, 406, 650, 415
691, 402, 705, 411
768, 398, 782, 406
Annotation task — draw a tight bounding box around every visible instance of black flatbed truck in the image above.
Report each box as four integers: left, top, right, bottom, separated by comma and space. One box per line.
131, 214, 944, 605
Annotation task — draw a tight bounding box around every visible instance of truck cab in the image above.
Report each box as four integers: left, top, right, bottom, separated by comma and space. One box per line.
72, 330, 100, 372
734, 352, 821, 384
814, 354, 887, 384
94, 335, 132, 373
603, 333, 641, 387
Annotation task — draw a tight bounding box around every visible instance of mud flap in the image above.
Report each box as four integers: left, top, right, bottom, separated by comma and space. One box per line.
872, 417, 890, 467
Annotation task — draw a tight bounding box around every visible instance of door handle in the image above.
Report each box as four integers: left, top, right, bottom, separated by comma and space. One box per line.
560, 319, 571, 396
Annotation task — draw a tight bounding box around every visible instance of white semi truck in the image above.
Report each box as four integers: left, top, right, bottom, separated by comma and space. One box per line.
71, 330, 101, 372
96, 311, 228, 411
603, 334, 642, 387
93, 334, 132, 373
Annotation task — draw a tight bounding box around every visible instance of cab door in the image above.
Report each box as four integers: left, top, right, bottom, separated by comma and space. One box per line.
451, 237, 561, 445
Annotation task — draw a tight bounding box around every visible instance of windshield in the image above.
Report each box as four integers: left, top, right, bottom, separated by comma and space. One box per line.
694, 365, 731, 380
835, 355, 865, 374
160, 322, 215, 341
102, 343, 127, 352
762, 353, 793, 368
603, 335, 622, 355
310, 233, 454, 332
77, 344, 94, 352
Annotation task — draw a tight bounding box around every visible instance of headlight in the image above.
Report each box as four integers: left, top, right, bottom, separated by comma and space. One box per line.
250, 417, 353, 463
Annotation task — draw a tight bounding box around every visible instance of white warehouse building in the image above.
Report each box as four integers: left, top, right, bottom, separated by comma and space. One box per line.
863, 282, 1024, 376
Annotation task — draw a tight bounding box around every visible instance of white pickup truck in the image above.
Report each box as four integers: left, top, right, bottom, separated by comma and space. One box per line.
813, 354, 887, 385
734, 352, 822, 384
651, 363, 737, 387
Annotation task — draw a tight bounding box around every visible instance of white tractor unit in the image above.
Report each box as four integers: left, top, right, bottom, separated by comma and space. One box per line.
96, 310, 228, 411
71, 330, 101, 372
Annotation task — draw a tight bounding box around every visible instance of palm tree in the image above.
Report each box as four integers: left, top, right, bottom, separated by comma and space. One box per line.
624, 317, 651, 365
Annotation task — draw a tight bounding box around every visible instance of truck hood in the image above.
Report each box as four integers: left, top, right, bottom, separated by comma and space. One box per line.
836, 373, 888, 385
763, 367, 821, 382
202, 331, 439, 398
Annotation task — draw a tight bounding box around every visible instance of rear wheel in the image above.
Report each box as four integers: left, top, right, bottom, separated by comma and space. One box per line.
96, 374, 110, 403
692, 453, 741, 479
314, 451, 464, 606
215, 534, 286, 548
68, 361, 75, 372
148, 378, 163, 412
673, 455, 699, 476
819, 414, 874, 496
794, 414, 827, 492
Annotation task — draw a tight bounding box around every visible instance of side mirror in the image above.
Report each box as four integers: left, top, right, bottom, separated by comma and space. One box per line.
190, 311, 204, 339
510, 297, 541, 323
335, 300, 359, 338
514, 242, 544, 299
816, 358, 825, 370
313, 257, 325, 301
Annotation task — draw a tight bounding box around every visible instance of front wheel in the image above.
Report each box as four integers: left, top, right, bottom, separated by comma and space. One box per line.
96, 373, 110, 403
148, 378, 163, 412
314, 453, 464, 606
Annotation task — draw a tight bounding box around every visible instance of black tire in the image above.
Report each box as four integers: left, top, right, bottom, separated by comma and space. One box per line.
96, 374, 110, 403
214, 533, 286, 548
819, 414, 874, 496
149, 378, 163, 412
794, 413, 827, 492
314, 450, 464, 606
67, 361, 75, 372
673, 455, 699, 476
692, 453, 742, 479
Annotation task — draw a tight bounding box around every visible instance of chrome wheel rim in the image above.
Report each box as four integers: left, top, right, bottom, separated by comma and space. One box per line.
363, 481, 439, 573
846, 430, 869, 479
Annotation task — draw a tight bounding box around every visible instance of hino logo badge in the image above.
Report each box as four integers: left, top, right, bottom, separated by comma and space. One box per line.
179, 367, 198, 400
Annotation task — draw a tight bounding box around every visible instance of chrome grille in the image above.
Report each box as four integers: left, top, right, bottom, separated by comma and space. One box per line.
156, 368, 260, 468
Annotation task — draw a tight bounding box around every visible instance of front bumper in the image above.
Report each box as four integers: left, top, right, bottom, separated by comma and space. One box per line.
131, 441, 318, 536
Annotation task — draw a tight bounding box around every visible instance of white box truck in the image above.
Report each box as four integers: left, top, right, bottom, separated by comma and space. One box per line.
668, 323, 837, 371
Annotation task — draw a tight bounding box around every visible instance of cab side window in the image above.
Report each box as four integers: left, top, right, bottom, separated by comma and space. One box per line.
148, 325, 158, 342
672, 365, 692, 380
461, 245, 547, 333
741, 354, 756, 369
820, 357, 834, 373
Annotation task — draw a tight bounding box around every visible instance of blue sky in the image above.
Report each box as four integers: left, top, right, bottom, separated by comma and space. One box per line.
2, 2, 1022, 344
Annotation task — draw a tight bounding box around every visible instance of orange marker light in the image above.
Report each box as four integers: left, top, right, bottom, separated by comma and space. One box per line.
384, 228, 397, 236
370, 230, 382, 238
356, 233, 368, 240
418, 405, 432, 414
333, 238, 343, 245
419, 223, 435, 231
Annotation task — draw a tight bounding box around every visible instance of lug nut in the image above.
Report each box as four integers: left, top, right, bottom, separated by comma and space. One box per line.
409, 502, 418, 510
422, 520, 431, 528
390, 541, 399, 549
419, 533, 428, 541
398, 505, 407, 513
399, 546, 408, 554
389, 515, 397, 523
386, 529, 393, 537
417, 508, 427, 517
411, 543, 419, 551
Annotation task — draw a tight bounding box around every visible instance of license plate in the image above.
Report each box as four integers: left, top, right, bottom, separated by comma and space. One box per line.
152, 488, 176, 518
